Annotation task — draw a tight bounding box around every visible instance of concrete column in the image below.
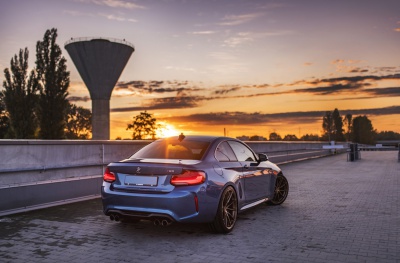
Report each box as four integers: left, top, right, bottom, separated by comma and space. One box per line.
92, 99, 110, 140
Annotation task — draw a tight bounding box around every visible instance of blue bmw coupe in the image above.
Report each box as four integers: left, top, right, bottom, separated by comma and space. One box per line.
101, 135, 289, 233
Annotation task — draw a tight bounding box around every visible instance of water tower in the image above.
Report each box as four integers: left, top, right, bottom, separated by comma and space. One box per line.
65, 37, 134, 140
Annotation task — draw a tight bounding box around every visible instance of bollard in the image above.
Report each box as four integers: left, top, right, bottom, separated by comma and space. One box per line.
354, 143, 359, 160
349, 143, 355, 161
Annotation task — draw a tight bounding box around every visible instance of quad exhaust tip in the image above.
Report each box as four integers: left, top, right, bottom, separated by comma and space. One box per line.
109, 213, 172, 226
153, 218, 172, 226
109, 213, 120, 222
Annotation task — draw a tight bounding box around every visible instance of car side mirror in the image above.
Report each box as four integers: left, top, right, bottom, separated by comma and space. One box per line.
258, 153, 268, 162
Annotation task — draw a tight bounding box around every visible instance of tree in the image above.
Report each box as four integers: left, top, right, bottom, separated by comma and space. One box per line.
269, 132, 282, 141
2, 48, 39, 138
352, 115, 376, 145
322, 111, 333, 141
249, 135, 266, 141
36, 28, 70, 139
127, 111, 157, 139
375, 130, 400, 140
343, 113, 352, 141
283, 134, 298, 141
0, 93, 10, 138
65, 103, 92, 139
332, 108, 345, 141
300, 134, 320, 141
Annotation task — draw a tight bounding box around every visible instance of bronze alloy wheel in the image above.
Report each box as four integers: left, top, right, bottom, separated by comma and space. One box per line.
210, 186, 238, 233
269, 175, 289, 205
221, 186, 237, 230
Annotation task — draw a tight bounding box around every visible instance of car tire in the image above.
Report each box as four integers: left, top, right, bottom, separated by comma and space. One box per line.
209, 186, 238, 233
268, 174, 289, 205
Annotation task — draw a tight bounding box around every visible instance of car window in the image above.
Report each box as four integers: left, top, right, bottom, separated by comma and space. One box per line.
215, 141, 238, 162
227, 141, 257, 162
130, 139, 210, 160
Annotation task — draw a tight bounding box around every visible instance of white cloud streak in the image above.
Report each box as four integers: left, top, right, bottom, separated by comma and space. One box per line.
218, 13, 263, 26
75, 0, 145, 9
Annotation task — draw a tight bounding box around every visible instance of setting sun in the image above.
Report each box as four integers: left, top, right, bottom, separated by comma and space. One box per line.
157, 123, 180, 138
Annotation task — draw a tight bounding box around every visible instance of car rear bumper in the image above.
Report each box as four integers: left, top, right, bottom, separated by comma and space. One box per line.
101, 183, 217, 223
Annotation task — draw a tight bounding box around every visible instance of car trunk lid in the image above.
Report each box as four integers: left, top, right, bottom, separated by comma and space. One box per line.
107, 159, 201, 193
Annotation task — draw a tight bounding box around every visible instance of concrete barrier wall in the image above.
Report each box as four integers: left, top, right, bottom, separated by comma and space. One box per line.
0, 140, 344, 216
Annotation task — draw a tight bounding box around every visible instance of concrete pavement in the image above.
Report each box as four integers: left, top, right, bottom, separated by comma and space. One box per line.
0, 151, 399, 263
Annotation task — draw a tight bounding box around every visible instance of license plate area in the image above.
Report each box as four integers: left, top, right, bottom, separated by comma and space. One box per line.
124, 175, 158, 186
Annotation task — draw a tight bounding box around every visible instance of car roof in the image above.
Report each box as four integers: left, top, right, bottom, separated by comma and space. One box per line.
162, 135, 235, 143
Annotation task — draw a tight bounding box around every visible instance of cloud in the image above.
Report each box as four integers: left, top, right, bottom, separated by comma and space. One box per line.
190, 31, 217, 35
290, 74, 400, 90
223, 31, 293, 48
294, 83, 366, 95
364, 87, 400, 96
163, 111, 322, 126
161, 106, 400, 126
99, 13, 137, 22
111, 95, 205, 112
76, 0, 145, 9
348, 68, 369, 73
223, 32, 254, 47
212, 86, 241, 95
341, 106, 400, 116
330, 59, 369, 73
68, 96, 91, 102
218, 13, 264, 26
374, 67, 398, 73
113, 73, 400, 112
115, 80, 203, 95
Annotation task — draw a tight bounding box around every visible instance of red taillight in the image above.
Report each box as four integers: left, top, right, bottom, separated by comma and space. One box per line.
170, 170, 206, 186
103, 167, 116, 183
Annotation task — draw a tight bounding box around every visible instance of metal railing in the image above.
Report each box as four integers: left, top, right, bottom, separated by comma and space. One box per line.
64, 37, 135, 48
0, 140, 343, 217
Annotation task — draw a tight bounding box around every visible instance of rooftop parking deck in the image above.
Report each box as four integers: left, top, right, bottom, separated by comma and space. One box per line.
0, 151, 399, 263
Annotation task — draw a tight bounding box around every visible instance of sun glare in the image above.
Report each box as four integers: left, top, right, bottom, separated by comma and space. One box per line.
158, 123, 180, 138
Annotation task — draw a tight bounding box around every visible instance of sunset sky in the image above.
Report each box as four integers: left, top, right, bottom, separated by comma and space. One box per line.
1, 0, 399, 139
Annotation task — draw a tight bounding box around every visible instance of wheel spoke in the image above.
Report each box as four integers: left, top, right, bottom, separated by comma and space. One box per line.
272, 175, 288, 204
222, 188, 237, 229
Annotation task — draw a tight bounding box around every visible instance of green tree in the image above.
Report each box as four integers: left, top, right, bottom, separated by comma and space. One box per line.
36, 28, 70, 139
65, 103, 92, 139
332, 108, 345, 141
0, 92, 10, 138
269, 132, 282, 141
322, 111, 333, 141
343, 113, 353, 141
352, 115, 376, 145
127, 111, 157, 139
2, 48, 39, 138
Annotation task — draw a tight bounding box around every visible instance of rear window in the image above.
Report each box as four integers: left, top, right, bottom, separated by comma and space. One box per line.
130, 139, 210, 160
